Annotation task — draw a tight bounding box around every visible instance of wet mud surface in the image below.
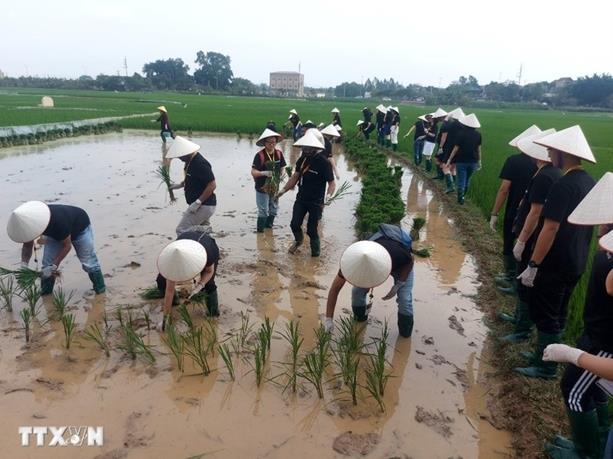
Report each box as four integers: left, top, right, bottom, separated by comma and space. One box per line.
0, 132, 511, 458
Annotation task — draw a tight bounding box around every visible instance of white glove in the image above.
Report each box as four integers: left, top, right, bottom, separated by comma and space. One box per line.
513, 240, 526, 262
517, 265, 537, 287
41, 264, 58, 279
543, 344, 584, 365
323, 317, 334, 333
260, 171, 272, 178
489, 215, 498, 231
187, 199, 202, 213
382, 281, 406, 300
20, 261, 29, 269
188, 282, 204, 299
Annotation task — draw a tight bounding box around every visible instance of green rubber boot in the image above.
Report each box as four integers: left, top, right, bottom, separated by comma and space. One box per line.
457, 190, 465, 205
310, 238, 321, 257
553, 409, 602, 459
425, 159, 432, 172
205, 290, 220, 317
514, 331, 559, 379
496, 310, 516, 323
444, 174, 455, 194
288, 233, 304, 254
433, 165, 444, 180
256, 217, 266, 233
398, 313, 414, 338
40, 277, 55, 295
501, 300, 532, 343
265, 215, 275, 228
88, 270, 106, 294
596, 402, 610, 452
503, 254, 517, 279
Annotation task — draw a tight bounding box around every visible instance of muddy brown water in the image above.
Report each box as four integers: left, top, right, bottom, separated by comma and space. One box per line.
0, 132, 511, 458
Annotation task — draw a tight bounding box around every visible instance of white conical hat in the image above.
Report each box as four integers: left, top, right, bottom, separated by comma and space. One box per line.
599, 229, 613, 252
418, 114, 428, 121
317, 122, 325, 129
157, 239, 207, 282
7, 201, 51, 243
157, 106, 167, 113
340, 241, 392, 288
166, 136, 200, 159
333, 124, 342, 131
516, 129, 556, 162
508, 125, 541, 147
459, 113, 480, 128
289, 109, 298, 115
356, 120, 364, 126
256, 128, 283, 147
534, 125, 596, 163
447, 107, 465, 120
376, 104, 387, 113
293, 130, 324, 149
567, 172, 613, 225
331, 107, 340, 113
431, 107, 448, 118
321, 124, 340, 137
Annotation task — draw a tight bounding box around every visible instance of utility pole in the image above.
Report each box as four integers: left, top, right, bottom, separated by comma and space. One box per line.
517, 63, 523, 85
123, 57, 128, 77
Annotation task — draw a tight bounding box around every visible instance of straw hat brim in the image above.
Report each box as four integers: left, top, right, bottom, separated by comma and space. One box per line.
256, 129, 284, 147
340, 241, 392, 288
6, 201, 51, 243
166, 136, 201, 159
567, 172, 613, 225
157, 240, 207, 282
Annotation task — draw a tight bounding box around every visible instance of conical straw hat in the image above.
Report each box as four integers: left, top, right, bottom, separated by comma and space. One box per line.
321, 124, 340, 137
309, 128, 325, 146
599, 229, 613, 252
7, 201, 51, 243
516, 129, 556, 161
293, 130, 324, 149
256, 128, 283, 147
431, 107, 448, 118
340, 241, 392, 288
459, 113, 480, 128
331, 107, 340, 113
567, 172, 613, 225
157, 239, 207, 282
534, 125, 596, 163
356, 120, 364, 126
157, 106, 167, 113
418, 114, 428, 121
447, 107, 465, 120
289, 109, 298, 115
376, 104, 387, 113
508, 124, 541, 147
166, 136, 200, 159
333, 124, 342, 131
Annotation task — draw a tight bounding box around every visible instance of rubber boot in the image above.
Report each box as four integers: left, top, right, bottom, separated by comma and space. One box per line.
88, 270, 106, 294
310, 238, 321, 257
40, 277, 55, 295
496, 310, 516, 323
503, 254, 517, 279
596, 403, 610, 452
288, 233, 303, 254
265, 215, 275, 228
397, 313, 414, 338
256, 216, 266, 233
392, 144, 397, 151
497, 283, 517, 296
501, 301, 532, 342
457, 190, 465, 205
352, 305, 369, 322
205, 289, 220, 317
545, 410, 602, 459
434, 165, 444, 180
425, 159, 432, 172
444, 174, 454, 194
514, 331, 559, 379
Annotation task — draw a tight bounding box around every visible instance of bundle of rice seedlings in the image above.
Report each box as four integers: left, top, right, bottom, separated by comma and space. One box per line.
299, 326, 331, 399
410, 216, 427, 241
52, 287, 74, 320
325, 181, 352, 206
253, 341, 266, 387
20, 284, 42, 317
162, 323, 184, 372
83, 323, 111, 357
178, 304, 194, 331
139, 286, 164, 300
0, 276, 15, 312
218, 343, 234, 380
119, 320, 156, 364
285, 166, 293, 177
0, 267, 44, 290
412, 247, 431, 258
61, 313, 77, 350
154, 164, 176, 202
364, 323, 392, 412
183, 327, 211, 376
278, 320, 303, 393
20, 308, 33, 342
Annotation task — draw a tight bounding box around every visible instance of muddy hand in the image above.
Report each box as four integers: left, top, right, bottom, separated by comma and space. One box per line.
382, 282, 405, 300
187, 199, 202, 214
41, 264, 58, 279
188, 282, 204, 299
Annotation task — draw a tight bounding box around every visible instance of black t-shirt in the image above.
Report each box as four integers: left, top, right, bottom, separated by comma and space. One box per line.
43, 204, 90, 241
425, 122, 438, 143
499, 154, 538, 224
333, 114, 342, 127
177, 231, 219, 267
376, 111, 385, 126
362, 109, 373, 123
513, 164, 561, 236
295, 153, 334, 204
414, 120, 426, 140
373, 237, 412, 276
540, 169, 596, 277
184, 153, 216, 206
453, 128, 481, 163
583, 251, 613, 351
442, 120, 462, 154
324, 138, 333, 158
251, 148, 287, 191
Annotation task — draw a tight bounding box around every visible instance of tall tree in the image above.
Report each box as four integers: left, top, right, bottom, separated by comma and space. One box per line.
194, 51, 234, 90
142, 58, 192, 90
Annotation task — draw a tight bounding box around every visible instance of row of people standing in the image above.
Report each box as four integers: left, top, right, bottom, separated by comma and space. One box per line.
490, 124, 613, 458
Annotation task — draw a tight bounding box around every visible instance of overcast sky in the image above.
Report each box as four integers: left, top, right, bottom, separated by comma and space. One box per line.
3, 0, 612, 88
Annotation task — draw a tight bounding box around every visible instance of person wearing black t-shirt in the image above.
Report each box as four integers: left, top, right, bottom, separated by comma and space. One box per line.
361, 107, 373, 124
446, 113, 481, 204
438, 116, 463, 192
331, 108, 342, 128
251, 129, 286, 232
154, 106, 174, 143
166, 136, 217, 236
422, 116, 439, 172
382, 107, 394, 148
288, 110, 303, 141
389, 107, 400, 151
321, 125, 341, 180
516, 125, 597, 379
404, 115, 429, 165
9, 202, 106, 295
276, 130, 335, 257
375, 105, 387, 146
157, 230, 220, 318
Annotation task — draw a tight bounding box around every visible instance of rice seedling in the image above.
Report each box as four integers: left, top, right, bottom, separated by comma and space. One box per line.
139, 286, 164, 300
83, 323, 111, 357
218, 343, 235, 381
298, 326, 331, 399
20, 283, 42, 317
332, 317, 363, 404
231, 311, 254, 354
325, 180, 352, 206
259, 317, 274, 351
52, 287, 74, 320
154, 164, 176, 202
183, 327, 211, 376
412, 247, 431, 258
0, 275, 15, 312
0, 267, 42, 290
115, 308, 124, 328
178, 303, 194, 331
253, 341, 266, 387
119, 320, 156, 364
20, 308, 32, 343
202, 318, 218, 355
278, 320, 303, 393
410, 216, 427, 241
363, 323, 392, 412
162, 323, 184, 372
143, 310, 151, 331
61, 313, 77, 350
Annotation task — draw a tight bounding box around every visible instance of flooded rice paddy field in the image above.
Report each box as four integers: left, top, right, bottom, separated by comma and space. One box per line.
0, 132, 511, 458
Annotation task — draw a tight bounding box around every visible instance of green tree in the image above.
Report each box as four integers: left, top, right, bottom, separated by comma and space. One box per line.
194, 51, 234, 90
142, 58, 192, 90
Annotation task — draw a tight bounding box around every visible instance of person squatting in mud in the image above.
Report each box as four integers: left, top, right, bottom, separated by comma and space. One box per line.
7, 201, 106, 295
325, 224, 415, 338
276, 129, 335, 257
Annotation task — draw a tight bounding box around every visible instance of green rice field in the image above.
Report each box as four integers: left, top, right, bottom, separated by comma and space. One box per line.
1, 87, 611, 341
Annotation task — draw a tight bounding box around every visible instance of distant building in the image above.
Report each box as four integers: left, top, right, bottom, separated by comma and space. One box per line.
270, 71, 304, 97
